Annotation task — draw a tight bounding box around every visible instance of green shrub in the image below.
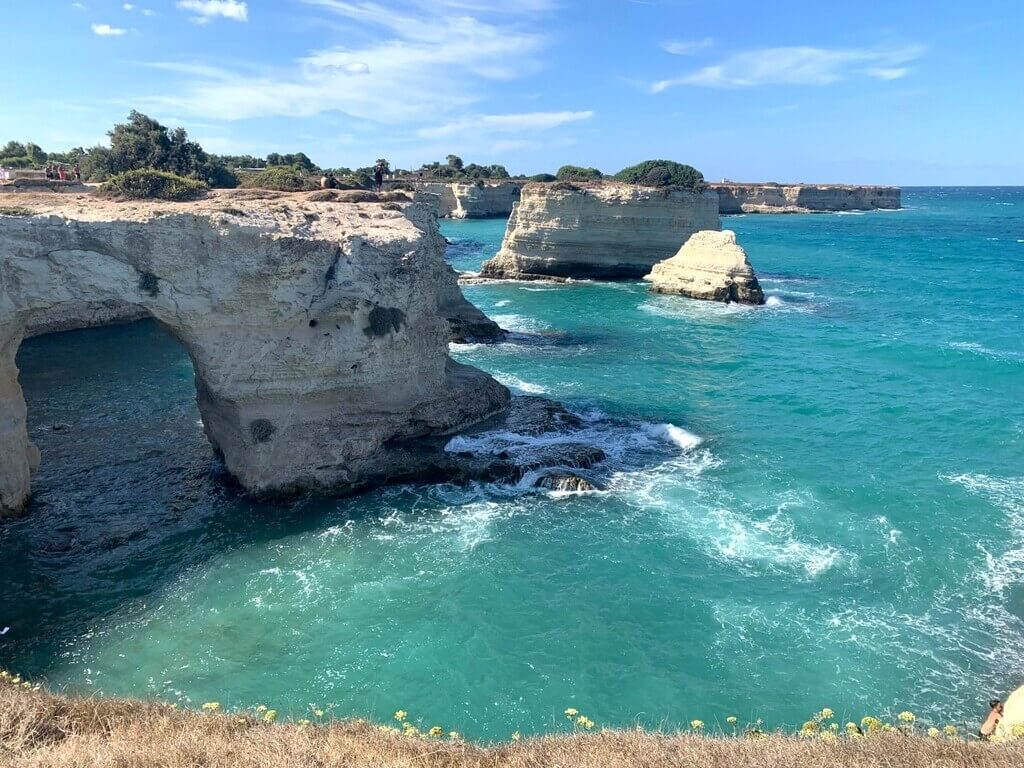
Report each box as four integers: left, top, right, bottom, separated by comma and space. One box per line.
238, 166, 316, 192
556, 165, 603, 182
528, 173, 557, 182
613, 160, 705, 190
0, 206, 33, 217
99, 169, 208, 201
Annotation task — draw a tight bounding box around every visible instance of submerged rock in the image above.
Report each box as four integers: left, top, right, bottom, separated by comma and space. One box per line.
644, 229, 765, 305
533, 472, 599, 492
480, 182, 721, 280
0, 192, 510, 516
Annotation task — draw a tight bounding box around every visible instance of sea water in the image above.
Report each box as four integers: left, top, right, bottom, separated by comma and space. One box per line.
1, 188, 1022, 738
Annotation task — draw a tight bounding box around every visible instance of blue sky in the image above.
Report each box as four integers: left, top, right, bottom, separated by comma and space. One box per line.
5, 0, 1023, 183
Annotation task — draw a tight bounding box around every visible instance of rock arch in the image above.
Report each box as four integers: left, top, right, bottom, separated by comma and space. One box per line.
0, 200, 508, 516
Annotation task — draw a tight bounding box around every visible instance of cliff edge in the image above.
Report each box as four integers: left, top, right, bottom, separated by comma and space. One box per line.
480, 182, 721, 280
712, 183, 900, 214
0, 192, 511, 516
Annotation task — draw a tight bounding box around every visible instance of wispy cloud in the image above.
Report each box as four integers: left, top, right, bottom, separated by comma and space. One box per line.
91, 23, 128, 36
418, 110, 593, 138
176, 0, 248, 22
660, 37, 713, 56
146, 1, 549, 123
72, 2, 86, 9
651, 44, 925, 92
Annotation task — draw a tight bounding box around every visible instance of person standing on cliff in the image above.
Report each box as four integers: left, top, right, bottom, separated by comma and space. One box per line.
373, 161, 385, 193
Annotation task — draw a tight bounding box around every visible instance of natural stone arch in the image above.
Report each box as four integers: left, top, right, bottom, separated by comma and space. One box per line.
0, 201, 508, 516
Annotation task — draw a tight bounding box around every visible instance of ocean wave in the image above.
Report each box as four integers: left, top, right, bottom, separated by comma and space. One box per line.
491, 373, 549, 395
948, 341, 1022, 363
490, 313, 553, 334
494, 299, 512, 307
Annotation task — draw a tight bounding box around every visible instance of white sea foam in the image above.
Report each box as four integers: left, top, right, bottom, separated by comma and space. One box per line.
491, 373, 549, 395
491, 313, 552, 334
948, 341, 1022, 363
494, 300, 512, 307
640, 422, 703, 450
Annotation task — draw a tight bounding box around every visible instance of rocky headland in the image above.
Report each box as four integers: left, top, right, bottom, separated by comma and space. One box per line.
480, 182, 721, 280
0, 191, 540, 516
645, 229, 765, 305
410, 181, 522, 219
711, 183, 900, 214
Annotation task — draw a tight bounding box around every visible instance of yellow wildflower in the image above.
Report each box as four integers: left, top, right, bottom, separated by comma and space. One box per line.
298, 719, 311, 726
690, 720, 704, 731
861, 716, 882, 733
898, 711, 915, 723
511, 731, 521, 742
22, 682, 31, 689
943, 724, 957, 736
928, 727, 939, 738
256, 705, 267, 713
263, 710, 277, 723
564, 708, 578, 719
11, 677, 21, 685
577, 716, 594, 730
448, 731, 460, 741
236, 717, 247, 725
845, 722, 858, 731
820, 708, 834, 720
1012, 723, 1024, 738
726, 716, 738, 725
201, 702, 221, 712
314, 709, 324, 718
429, 726, 444, 737
394, 710, 407, 722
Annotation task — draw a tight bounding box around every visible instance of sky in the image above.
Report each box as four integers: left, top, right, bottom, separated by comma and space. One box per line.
4, 0, 1023, 184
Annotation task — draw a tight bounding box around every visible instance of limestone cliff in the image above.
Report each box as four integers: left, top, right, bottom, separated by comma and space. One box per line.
411, 181, 521, 219
711, 183, 900, 214
480, 183, 721, 280
0, 192, 511, 516
644, 230, 764, 305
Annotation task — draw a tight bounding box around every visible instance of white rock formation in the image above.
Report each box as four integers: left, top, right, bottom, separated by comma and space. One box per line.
644, 230, 765, 305
481, 183, 721, 280
0, 193, 510, 516
711, 183, 900, 214
411, 181, 521, 219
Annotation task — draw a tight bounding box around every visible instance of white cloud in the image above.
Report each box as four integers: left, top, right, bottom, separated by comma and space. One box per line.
123, 3, 135, 10
651, 44, 924, 91
143, 9, 155, 15
660, 37, 713, 55
145, 1, 547, 123
418, 111, 593, 138
72, 2, 86, 9
92, 23, 128, 36
176, 0, 248, 22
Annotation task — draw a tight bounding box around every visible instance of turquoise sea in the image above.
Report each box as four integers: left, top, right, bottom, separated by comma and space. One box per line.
2, 188, 1022, 738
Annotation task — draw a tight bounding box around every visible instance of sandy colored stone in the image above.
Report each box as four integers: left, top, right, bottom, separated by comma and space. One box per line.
0, 191, 509, 516
711, 183, 901, 214
644, 229, 765, 305
411, 181, 521, 219
480, 182, 721, 280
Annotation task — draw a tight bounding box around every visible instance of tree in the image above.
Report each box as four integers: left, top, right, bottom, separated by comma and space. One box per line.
108, 111, 174, 173
613, 160, 705, 190
0, 141, 28, 160
446, 154, 464, 172
556, 165, 603, 182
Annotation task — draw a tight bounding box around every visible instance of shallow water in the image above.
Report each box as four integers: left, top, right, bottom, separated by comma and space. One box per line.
2, 188, 1023, 738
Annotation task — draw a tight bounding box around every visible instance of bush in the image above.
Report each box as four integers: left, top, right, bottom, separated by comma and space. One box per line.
239, 166, 317, 192
99, 169, 208, 201
528, 173, 557, 182
556, 165, 603, 182
613, 160, 705, 190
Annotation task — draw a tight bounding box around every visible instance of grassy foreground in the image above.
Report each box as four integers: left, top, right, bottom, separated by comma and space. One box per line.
3, 681, 1024, 768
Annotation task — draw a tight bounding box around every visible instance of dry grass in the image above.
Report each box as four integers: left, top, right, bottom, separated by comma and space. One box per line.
3, 685, 1024, 767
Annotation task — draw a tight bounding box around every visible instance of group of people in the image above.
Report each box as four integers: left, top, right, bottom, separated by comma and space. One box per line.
44, 163, 81, 182
318, 161, 387, 193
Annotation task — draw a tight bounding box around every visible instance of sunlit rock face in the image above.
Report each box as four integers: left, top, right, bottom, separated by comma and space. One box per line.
411, 182, 521, 219
644, 229, 765, 305
0, 193, 509, 516
481, 183, 721, 280
712, 183, 901, 214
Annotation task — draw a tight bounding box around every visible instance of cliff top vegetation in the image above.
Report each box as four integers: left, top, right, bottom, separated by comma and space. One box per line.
614, 160, 706, 190
3, 672, 1023, 768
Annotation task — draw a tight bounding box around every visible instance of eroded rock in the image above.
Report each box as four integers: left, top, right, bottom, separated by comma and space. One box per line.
0, 192, 510, 516
644, 229, 765, 305
480, 182, 721, 280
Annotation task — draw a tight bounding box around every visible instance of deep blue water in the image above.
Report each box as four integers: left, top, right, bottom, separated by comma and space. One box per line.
1, 187, 1022, 739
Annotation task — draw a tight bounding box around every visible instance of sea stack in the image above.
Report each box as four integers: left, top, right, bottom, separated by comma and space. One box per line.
480, 182, 721, 280
644, 229, 765, 305
0, 193, 510, 516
